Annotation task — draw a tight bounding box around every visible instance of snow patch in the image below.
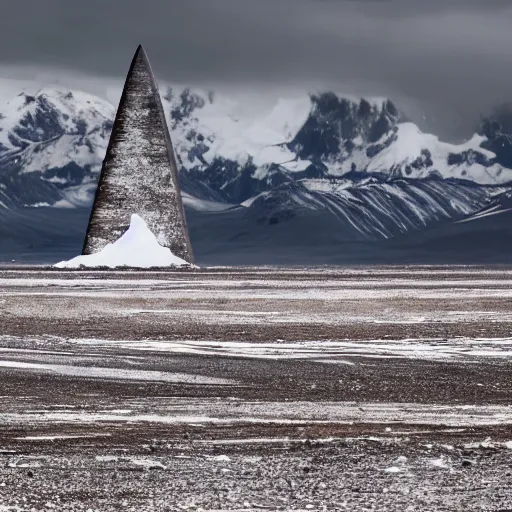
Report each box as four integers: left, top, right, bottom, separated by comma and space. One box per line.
0, 359, 233, 385
26, 202, 51, 208
182, 192, 236, 212
16, 434, 110, 441
384, 466, 403, 473
55, 214, 190, 269
129, 457, 167, 470
212, 455, 231, 462
429, 457, 451, 469
75, 336, 512, 362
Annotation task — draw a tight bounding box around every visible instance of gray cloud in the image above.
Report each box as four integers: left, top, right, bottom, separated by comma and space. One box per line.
1, 0, 512, 139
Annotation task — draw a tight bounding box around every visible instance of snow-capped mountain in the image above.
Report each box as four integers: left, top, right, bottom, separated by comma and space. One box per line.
1, 85, 512, 251
164, 87, 512, 240
169, 88, 512, 194
0, 89, 113, 208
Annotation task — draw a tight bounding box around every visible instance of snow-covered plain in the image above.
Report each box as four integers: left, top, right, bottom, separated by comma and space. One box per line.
55, 214, 189, 269
70, 337, 512, 362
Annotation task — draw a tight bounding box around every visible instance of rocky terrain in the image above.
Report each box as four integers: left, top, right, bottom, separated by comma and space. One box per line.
0, 267, 511, 510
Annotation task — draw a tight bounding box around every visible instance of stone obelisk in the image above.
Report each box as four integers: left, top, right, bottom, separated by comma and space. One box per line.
82, 45, 193, 263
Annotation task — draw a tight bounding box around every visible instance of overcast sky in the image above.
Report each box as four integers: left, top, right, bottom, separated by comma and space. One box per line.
1, 0, 512, 139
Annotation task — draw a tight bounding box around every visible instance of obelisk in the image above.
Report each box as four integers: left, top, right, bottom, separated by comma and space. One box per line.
82, 45, 193, 263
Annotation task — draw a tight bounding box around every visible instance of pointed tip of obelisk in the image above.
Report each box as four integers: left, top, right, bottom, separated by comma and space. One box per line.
134, 44, 148, 59
128, 45, 151, 75
133, 44, 149, 62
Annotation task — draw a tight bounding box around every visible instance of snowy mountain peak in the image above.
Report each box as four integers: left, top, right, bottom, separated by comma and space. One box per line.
0, 88, 113, 153
160, 88, 512, 211
0, 87, 114, 208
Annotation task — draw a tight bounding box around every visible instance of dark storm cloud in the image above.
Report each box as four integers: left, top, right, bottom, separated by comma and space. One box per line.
1, 0, 512, 138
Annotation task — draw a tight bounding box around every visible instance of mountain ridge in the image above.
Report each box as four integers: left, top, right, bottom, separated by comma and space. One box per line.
1, 84, 512, 263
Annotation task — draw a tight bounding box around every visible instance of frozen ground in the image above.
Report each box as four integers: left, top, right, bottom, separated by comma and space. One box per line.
0, 266, 511, 510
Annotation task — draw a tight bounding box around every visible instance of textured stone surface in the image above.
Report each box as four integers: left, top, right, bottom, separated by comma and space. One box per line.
83, 45, 193, 262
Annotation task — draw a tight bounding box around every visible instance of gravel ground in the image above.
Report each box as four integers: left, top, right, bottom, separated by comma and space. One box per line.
2, 440, 512, 511
0, 267, 511, 511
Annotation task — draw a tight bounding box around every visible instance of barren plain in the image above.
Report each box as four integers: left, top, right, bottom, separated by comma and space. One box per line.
0, 267, 511, 511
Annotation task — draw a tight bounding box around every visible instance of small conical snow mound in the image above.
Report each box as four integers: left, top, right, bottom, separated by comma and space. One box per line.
55, 214, 190, 269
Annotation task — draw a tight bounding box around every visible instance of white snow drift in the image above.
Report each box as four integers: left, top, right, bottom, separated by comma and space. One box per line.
55, 214, 189, 269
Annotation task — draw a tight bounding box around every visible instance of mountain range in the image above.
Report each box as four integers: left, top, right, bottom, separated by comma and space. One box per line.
1, 85, 512, 265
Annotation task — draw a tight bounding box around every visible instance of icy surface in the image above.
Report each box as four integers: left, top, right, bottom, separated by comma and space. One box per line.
55, 214, 189, 269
